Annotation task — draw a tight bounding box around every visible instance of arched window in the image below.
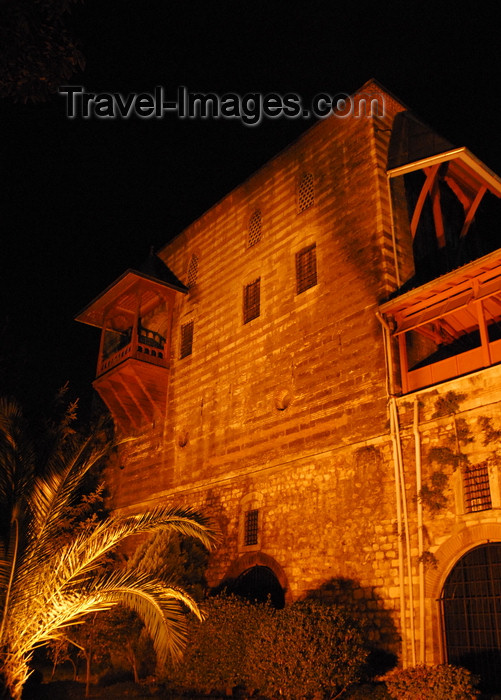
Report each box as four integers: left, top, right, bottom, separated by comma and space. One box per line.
247, 209, 262, 247
298, 172, 314, 212
440, 543, 501, 693
186, 254, 199, 289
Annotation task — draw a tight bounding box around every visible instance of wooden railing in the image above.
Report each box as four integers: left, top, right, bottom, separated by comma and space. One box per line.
97, 326, 168, 376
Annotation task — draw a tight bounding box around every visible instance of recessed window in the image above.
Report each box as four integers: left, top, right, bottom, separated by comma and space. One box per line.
296, 244, 317, 294
464, 463, 492, 513
244, 509, 259, 546
247, 210, 262, 248
298, 172, 314, 212
180, 320, 194, 359
243, 278, 260, 324
187, 254, 199, 289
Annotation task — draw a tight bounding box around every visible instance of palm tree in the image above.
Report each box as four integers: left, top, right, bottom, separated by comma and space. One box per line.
0, 397, 217, 700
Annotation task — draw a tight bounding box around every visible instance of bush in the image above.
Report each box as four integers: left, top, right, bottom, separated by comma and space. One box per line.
250, 600, 367, 699
168, 596, 367, 698
167, 595, 267, 693
384, 664, 479, 700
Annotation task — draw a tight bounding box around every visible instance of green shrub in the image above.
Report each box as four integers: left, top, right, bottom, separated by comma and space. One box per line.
167, 595, 269, 693
167, 596, 367, 698
251, 599, 367, 698
384, 664, 479, 700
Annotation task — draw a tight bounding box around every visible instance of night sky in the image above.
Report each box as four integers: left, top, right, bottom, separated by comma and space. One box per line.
2, 1, 501, 414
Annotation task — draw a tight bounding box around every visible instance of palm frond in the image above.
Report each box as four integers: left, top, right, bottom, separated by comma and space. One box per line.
29, 430, 110, 545
53, 506, 217, 585
10, 568, 202, 667
0, 397, 218, 700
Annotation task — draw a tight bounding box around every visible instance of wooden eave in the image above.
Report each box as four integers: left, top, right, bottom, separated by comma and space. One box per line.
387, 147, 501, 198
379, 248, 501, 338
75, 269, 187, 329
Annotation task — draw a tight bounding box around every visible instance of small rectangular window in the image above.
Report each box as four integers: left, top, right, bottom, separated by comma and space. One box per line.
464, 463, 492, 513
180, 320, 194, 359
243, 278, 260, 324
244, 509, 259, 546
296, 244, 317, 294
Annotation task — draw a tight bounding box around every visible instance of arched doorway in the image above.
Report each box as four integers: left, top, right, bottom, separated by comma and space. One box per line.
440, 543, 501, 693
230, 565, 285, 608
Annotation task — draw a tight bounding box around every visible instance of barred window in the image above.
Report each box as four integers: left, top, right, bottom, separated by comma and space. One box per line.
247, 209, 262, 248
464, 463, 492, 513
244, 509, 259, 546
180, 321, 194, 359
296, 244, 317, 294
243, 278, 260, 324
187, 254, 199, 289
298, 172, 314, 212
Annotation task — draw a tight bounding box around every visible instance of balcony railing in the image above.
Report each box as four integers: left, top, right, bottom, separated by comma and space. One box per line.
97, 326, 168, 376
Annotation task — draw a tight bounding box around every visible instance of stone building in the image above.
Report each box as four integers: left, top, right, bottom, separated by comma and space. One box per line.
77, 80, 501, 689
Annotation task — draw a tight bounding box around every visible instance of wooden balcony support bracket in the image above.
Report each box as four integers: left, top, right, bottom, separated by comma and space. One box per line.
430, 174, 446, 249
460, 185, 487, 239
131, 365, 163, 420
116, 372, 152, 426
102, 376, 142, 431
410, 164, 441, 240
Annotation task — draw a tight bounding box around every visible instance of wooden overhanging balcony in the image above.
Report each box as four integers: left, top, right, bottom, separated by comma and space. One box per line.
76, 256, 187, 431
382, 142, 501, 394
380, 249, 501, 393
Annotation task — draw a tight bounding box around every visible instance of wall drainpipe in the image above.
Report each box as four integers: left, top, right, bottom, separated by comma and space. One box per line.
377, 312, 417, 666
413, 396, 425, 663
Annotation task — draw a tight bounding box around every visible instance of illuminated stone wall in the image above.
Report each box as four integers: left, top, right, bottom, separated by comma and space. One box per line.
103, 85, 405, 657
102, 83, 501, 667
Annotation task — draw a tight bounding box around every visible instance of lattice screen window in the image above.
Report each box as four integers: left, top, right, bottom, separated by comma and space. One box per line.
464, 463, 492, 513
298, 172, 314, 212
296, 243, 317, 294
180, 320, 194, 359
187, 254, 199, 289
244, 509, 259, 546
243, 278, 260, 324
248, 210, 262, 248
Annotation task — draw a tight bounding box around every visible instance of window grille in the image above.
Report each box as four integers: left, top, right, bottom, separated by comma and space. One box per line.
180, 320, 194, 359
464, 462, 492, 513
244, 509, 259, 546
440, 544, 501, 693
243, 278, 260, 324
187, 254, 199, 289
298, 172, 314, 212
296, 244, 317, 294
248, 210, 262, 248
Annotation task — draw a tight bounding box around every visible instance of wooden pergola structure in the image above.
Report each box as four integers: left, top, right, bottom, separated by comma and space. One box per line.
381, 148, 501, 394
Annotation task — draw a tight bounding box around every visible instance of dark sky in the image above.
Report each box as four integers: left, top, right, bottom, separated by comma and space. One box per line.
2, 0, 501, 413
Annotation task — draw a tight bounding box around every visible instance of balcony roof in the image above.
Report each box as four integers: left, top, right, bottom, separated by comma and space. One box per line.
76, 266, 187, 329
387, 147, 501, 199
379, 247, 501, 337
